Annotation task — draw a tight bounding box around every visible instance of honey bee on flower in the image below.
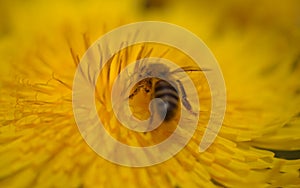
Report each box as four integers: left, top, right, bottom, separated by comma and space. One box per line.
0, 0, 300, 187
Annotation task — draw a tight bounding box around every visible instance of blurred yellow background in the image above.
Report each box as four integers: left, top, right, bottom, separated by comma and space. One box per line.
0, 0, 300, 187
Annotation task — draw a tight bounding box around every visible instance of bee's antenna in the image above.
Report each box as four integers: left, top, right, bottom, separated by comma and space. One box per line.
172, 66, 210, 74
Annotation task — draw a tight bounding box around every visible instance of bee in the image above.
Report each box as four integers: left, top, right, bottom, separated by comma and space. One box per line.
129, 63, 202, 122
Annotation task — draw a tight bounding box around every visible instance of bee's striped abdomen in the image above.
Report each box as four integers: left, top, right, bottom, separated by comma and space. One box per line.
154, 80, 179, 121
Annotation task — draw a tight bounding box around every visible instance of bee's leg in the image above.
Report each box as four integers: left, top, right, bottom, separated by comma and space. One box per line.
176, 80, 197, 116
144, 78, 152, 93
129, 79, 153, 99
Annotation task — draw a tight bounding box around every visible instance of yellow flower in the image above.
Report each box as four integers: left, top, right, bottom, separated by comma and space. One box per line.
1, 0, 300, 187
